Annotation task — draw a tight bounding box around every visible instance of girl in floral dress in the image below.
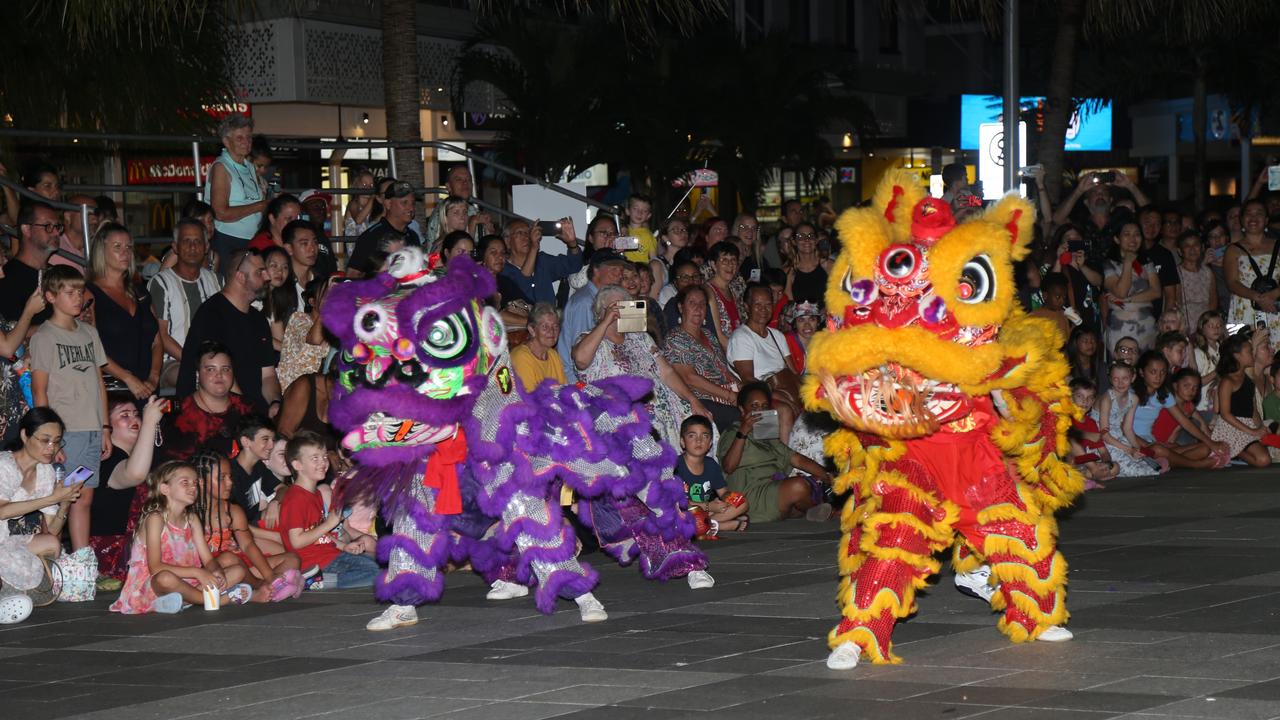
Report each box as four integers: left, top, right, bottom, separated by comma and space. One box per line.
110, 461, 252, 614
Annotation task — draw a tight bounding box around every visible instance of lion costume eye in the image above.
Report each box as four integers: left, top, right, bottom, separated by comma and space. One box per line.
881, 246, 919, 280
420, 313, 470, 361
957, 255, 995, 304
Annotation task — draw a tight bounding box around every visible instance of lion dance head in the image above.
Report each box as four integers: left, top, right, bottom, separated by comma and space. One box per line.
802, 171, 1065, 441
321, 249, 509, 467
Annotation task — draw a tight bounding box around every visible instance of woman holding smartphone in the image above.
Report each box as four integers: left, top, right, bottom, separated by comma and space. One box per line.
0, 408, 84, 624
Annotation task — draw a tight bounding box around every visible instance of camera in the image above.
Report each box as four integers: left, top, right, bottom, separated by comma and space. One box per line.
537, 220, 562, 236
616, 300, 647, 333
1096, 171, 1116, 184
613, 235, 641, 252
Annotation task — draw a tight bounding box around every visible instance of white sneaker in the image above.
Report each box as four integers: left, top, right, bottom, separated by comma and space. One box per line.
1037, 625, 1073, 642
486, 580, 529, 601
686, 570, 715, 589
574, 593, 608, 623
954, 564, 997, 603
0, 594, 33, 624
826, 641, 861, 670
366, 604, 418, 631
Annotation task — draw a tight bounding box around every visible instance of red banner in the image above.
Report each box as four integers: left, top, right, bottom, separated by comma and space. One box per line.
126, 156, 217, 185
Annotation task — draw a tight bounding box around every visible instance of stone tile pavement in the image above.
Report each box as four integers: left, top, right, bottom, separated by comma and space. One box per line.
5, 467, 1280, 719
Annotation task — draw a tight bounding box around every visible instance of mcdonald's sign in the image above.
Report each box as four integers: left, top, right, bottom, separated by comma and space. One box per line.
149, 200, 175, 237
126, 156, 216, 185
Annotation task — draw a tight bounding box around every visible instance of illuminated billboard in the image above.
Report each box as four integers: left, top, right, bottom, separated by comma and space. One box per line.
960, 95, 1112, 152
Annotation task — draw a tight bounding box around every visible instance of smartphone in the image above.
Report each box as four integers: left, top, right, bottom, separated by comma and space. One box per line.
1268, 166, 1280, 192
1067, 240, 1086, 253
1096, 171, 1117, 184
65, 465, 94, 486
537, 220, 562, 236
750, 409, 781, 441
613, 235, 640, 252
749, 268, 761, 283
616, 300, 647, 333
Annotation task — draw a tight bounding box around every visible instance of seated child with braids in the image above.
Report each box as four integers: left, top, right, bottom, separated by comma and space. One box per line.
110, 462, 254, 614
192, 449, 303, 601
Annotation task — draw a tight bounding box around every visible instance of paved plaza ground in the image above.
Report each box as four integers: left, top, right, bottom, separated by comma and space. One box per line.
4, 466, 1280, 719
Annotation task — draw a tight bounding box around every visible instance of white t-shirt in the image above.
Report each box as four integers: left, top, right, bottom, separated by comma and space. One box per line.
727, 325, 788, 380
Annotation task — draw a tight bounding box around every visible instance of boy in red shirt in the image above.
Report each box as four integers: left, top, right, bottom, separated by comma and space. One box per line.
277, 431, 379, 588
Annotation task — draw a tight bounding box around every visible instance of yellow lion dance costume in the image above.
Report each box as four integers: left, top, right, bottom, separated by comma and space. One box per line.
802, 171, 1084, 670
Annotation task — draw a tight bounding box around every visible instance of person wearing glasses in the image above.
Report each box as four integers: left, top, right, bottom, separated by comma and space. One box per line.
784, 222, 832, 307
0, 408, 84, 625
0, 202, 61, 329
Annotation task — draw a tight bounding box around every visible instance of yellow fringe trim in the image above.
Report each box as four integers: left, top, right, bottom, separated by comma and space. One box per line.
827, 626, 902, 664
989, 551, 1069, 596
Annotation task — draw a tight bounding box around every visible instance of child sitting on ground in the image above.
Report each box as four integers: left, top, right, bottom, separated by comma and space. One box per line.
1156, 331, 1190, 374
1067, 378, 1118, 488
110, 462, 253, 614
277, 431, 379, 589
193, 449, 303, 602
1127, 352, 1226, 470
1151, 369, 1231, 468
232, 417, 289, 552
1095, 361, 1166, 477
676, 415, 748, 537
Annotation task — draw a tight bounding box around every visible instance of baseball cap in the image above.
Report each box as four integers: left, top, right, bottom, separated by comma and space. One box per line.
299, 189, 333, 213
383, 180, 416, 200
588, 248, 627, 270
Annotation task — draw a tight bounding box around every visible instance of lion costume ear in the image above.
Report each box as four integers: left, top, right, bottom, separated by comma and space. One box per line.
982, 193, 1036, 261
872, 170, 927, 245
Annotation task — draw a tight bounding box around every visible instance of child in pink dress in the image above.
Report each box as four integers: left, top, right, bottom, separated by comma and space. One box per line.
110, 462, 253, 614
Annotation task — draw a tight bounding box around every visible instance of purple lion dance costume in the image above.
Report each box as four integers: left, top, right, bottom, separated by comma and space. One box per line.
320, 249, 711, 630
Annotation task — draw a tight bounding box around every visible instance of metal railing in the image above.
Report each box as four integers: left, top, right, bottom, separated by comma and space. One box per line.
0, 128, 620, 218
0, 174, 90, 266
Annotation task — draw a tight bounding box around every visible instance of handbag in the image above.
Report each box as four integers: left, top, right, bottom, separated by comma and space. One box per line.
53, 547, 98, 602
1240, 239, 1280, 311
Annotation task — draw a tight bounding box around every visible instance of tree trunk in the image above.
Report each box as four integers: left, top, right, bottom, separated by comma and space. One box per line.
1192, 51, 1208, 212
381, 0, 423, 189
1039, 0, 1084, 204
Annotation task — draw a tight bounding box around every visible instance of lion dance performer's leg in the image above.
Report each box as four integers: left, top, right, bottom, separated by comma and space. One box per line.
377, 482, 451, 605
499, 490, 599, 615
967, 485, 1068, 642
829, 455, 957, 665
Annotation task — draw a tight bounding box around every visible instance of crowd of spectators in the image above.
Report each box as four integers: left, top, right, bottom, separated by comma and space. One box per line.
1017, 164, 1280, 488
6, 114, 1279, 625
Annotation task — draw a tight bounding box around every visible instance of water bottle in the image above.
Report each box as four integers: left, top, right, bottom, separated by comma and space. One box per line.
53, 463, 66, 487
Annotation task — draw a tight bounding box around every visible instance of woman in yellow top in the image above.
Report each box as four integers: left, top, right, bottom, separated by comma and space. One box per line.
509, 302, 566, 391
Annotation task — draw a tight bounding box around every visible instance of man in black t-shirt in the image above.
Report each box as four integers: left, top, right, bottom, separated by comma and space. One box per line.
177, 249, 280, 414
0, 202, 59, 324
1138, 205, 1180, 314
346, 180, 421, 277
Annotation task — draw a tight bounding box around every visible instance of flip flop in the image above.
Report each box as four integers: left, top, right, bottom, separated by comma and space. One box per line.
223, 583, 253, 605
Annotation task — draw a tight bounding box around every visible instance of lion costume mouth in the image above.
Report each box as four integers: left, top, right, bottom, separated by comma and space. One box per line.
341, 412, 459, 453
816, 363, 974, 439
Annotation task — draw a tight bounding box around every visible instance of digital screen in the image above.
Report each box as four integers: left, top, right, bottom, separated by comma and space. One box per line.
960, 95, 1112, 152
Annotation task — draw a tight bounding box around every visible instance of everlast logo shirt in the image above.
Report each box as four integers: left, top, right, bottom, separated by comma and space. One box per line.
30, 321, 107, 431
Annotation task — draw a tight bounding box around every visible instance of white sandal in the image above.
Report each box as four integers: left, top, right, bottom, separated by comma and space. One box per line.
0, 594, 34, 624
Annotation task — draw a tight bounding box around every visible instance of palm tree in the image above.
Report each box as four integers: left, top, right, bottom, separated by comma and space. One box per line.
454, 23, 877, 214
381, 0, 424, 189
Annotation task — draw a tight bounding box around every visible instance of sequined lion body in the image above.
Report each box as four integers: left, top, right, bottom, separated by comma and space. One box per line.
321, 251, 704, 615
801, 172, 1084, 664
